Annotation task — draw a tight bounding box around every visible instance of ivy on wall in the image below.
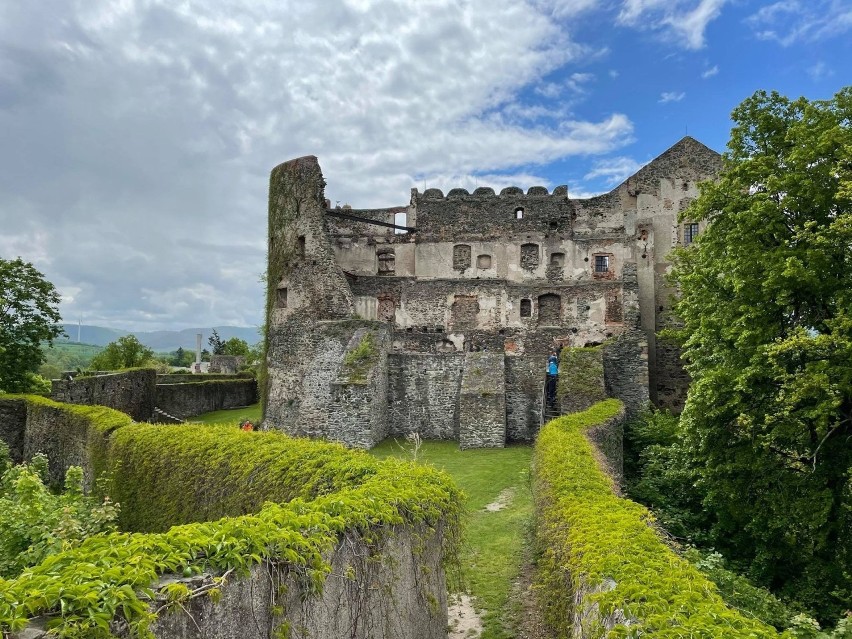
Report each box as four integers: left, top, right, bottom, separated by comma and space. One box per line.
533, 399, 783, 638
0, 396, 463, 638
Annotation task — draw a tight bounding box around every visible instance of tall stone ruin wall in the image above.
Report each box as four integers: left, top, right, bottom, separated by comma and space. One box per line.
263, 138, 722, 448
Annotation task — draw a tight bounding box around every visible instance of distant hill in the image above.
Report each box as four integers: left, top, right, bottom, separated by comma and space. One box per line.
58, 324, 261, 352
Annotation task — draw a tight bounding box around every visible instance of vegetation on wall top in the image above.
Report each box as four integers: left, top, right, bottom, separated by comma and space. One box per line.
534, 399, 783, 638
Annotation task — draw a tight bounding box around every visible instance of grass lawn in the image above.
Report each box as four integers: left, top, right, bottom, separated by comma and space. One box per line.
191, 403, 261, 425
371, 439, 534, 639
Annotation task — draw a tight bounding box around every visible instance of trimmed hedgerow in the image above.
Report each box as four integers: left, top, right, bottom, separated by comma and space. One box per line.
107, 423, 386, 532
0, 396, 463, 638
534, 399, 784, 638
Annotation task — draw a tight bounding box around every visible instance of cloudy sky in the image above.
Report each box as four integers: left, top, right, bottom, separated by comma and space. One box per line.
1, 0, 849, 332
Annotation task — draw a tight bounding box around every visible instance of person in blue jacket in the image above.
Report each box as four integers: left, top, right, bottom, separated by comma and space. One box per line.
546, 351, 558, 406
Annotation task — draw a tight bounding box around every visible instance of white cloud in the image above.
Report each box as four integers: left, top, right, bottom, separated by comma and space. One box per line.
807, 61, 833, 81
746, 0, 852, 46
583, 156, 647, 185
659, 91, 686, 103
618, 0, 728, 49
701, 64, 719, 78
0, 0, 633, 330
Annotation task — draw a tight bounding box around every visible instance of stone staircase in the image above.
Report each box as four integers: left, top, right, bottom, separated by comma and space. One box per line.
152, 407, 185, 424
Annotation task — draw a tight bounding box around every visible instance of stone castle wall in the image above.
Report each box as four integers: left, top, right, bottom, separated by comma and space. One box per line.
51, 368, 156, 422
263, 138, 721, 448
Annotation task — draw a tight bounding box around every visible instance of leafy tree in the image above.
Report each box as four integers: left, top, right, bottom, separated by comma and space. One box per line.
668, 87, 852, 619
222, 337, 250, 357
89, 335, 155, 370
0, 446, 119, 577
207, 329, 225, 355
169, 347, 194, 367
201, 348, 211, 362
0, 258, 63, 393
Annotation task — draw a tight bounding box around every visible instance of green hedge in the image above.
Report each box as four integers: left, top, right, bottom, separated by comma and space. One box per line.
534, 399, 784, 638
0, 396, 463, 638
108, 423, 385, 532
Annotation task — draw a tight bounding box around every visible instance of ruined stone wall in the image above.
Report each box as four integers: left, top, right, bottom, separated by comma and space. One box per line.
458, 351, 506, 449
208, 355, 245, 374
155, 380, 258, 420
266, 320, 391, 448
325, 328, 390, 448
264, 138, 723, 447
0, 398, 27, 463
51, 368, 156, 421
387, 353, 463, 439
138, 526, 446, 639
505, 355, 543, 441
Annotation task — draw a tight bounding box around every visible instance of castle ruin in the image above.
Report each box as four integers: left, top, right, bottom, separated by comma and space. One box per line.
263, 137, 722, 448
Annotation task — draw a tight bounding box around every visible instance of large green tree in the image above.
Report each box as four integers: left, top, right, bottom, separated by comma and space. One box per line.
669, 88, 852, 618
89, 335, 154, 370
0, 258, 63, 393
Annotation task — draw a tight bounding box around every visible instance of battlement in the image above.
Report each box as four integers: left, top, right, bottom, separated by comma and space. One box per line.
414, 184, 570, 201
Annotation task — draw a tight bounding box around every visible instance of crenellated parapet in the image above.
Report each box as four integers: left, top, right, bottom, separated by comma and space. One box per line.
415, 184, 569, 200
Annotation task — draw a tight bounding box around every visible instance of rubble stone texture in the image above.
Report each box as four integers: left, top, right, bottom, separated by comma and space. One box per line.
264, 138, 722, 448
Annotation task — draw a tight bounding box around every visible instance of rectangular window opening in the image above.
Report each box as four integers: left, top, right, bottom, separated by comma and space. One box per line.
595, 255, 609, 273
684, 223, 699, 246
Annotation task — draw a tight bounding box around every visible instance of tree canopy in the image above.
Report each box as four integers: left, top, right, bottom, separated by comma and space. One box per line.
668, 87, 852, 618
0, 258, 63, 393
89, 335, 155, 370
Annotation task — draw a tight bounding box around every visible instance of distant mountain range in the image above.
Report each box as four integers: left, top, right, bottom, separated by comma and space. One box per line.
57, 324, 262, 352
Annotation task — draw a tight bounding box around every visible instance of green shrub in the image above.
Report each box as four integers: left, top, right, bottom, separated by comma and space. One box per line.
0, 453, 119, 578
0, 395, 463, 638
534, 399, 783, 638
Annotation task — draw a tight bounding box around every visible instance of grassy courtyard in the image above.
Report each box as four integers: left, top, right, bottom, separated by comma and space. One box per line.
192, 402, 261, 424
184, 408, 534, 637
371, 439, 534, 639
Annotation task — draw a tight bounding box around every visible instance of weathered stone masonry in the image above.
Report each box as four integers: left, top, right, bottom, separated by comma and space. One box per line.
264, 138, 722, 448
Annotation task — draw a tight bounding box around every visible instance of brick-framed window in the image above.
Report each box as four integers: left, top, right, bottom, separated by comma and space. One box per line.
684, 222, 699, 246
594, 254, 609, 273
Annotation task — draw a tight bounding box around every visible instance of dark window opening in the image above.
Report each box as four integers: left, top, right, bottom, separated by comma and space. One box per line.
377, 248, 395, 275
520, 243, 539, 270
594, 255, 609, 273
276, 287, 288, 309
550, 252, 565, 267
515, 207, 524, 219
538, 293, 561, 325
297, 236, 306, 257
520, 299, 532, 318
684, 222, 699, 246
453, 244, 472, 271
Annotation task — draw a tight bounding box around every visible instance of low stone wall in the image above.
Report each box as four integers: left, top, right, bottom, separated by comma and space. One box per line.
505, 355, 543, 441
142, 526, 445, 639
0, 398, 27, 462
208, 354, 245, 374
155, 379, 258, 419
51, 368, 156, 421
458, 351, 506, 449
157, 373, 253, 384
1, 396, 460, 639
534, 400, 780, 638
387, 353, 464, 440
0, 395, 134, 489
